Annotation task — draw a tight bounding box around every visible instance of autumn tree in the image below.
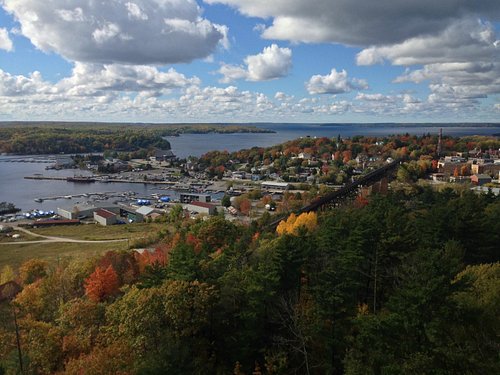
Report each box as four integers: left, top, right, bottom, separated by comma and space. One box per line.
0, 265, 16, 284
19, 259, 48, 285
276, 212, 317, 236
84, 265, 120, 302
239, 198, 252, 216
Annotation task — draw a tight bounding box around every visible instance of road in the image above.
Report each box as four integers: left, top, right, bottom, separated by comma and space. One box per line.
0, 226, 128, 245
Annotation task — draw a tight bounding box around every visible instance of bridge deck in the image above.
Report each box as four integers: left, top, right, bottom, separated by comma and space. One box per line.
268, 160, 400, 229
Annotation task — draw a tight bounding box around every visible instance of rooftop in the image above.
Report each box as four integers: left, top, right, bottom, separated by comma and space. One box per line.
94, 209, 117, 219
189, 201, 216, 209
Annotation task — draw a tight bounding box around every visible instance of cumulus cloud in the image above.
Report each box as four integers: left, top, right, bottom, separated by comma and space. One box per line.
205, 0, 500, 46
0, 28, 13, 51
0, 63, 198, 100
206, 1, 499, 109
1, 0, 225, 64
306, 69, 368, 95
354, 18, 500, 108
218, 44, 292, 83
356, 19, 499, 66
58, 63, 200, 97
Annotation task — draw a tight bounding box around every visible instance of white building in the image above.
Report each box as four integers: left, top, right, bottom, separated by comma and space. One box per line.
261, 181, 290, 191
94, 209, 118, 226
183, 201, 217, 216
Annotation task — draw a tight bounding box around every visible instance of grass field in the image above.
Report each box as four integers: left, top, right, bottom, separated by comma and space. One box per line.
0, 241, 126, 270
31, 222, 165, 240
0, 223, 167, 270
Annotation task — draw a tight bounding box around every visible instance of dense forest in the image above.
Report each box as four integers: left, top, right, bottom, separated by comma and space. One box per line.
1, 186, 498, 374
0, 123, 273, 155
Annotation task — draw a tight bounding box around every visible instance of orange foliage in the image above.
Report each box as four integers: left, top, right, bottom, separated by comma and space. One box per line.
135, 247, 167, 273
342, 150, 352, 163
84, 265, 120, 302
431, 159, 439, 171
239, 198, 251, 216
354, 195, 369, 208
460, 165, 470, 176
186, 233, 202, 254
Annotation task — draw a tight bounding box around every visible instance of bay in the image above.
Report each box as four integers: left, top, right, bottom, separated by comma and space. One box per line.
166, 123, 500, 159
1, 123, 500, 212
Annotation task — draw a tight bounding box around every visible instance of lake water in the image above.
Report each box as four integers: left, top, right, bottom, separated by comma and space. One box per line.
166, 123, 500, 159
2, 123, 500, 212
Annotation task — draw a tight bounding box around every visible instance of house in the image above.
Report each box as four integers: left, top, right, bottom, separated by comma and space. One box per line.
184, 201, 217, 216
232, 171, 246, 179
431, 173, 446, 182
135, 206, 156, 222
470, 174, 492, 186
471, 162, 500, 176
471, 186, 500, 196
298, 152, 312, 160
153, 149, 176, 162
261, 181, 290, 191
94, 209, 118, 226
179, 193, 211, 204
99, 159, 129, 173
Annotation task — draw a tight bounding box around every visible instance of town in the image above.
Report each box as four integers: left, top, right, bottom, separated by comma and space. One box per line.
2, 132, 499, 234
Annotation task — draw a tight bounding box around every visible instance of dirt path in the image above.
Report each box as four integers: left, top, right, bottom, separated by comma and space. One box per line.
0, 227, 128, 245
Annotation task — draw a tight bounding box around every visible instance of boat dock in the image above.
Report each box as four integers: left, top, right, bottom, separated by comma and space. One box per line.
33, 191, 136, 203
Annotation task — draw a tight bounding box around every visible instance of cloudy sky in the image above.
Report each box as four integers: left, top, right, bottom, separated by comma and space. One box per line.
0, 0, 499, 123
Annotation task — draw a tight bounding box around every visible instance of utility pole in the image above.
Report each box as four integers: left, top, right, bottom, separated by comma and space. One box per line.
12, 305, 23, 374
437, 128, 443, 157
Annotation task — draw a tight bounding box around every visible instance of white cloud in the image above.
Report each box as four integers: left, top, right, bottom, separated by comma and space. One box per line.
204, 0, 500, 46
356, 19, 499, 66
355, 18, 500, 108
0, 28, 13, 51
0, 63, 198, 100
1, 0, 225, 64
59, 63, 200, 97
218, 44, 292, 82
125, 2, 148, 21
306, 69, 368, 95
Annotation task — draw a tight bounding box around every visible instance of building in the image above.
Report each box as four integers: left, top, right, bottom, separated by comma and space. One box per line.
470, 174, 492, 186
179, 193, 211, 204
184, 201, 217, 216
152, 148, 176, 162
261, 181, 290, 191
94, 209, 118, 226
58, 203, 120, 220
471, 162, 500, 176
31, 219, 80, 227
135, 206, 157, 222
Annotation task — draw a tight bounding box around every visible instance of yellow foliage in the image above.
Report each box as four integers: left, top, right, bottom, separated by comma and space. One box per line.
276, 212, 317, 236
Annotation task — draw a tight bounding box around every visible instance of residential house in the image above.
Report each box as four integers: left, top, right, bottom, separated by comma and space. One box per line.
470, 174, 492, 186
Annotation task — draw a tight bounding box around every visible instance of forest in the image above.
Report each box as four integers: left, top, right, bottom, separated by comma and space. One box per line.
0, 185, 498, 374
0, 122, 273, 155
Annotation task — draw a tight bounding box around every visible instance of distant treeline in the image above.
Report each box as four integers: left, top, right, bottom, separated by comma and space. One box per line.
0, 123, 273, 155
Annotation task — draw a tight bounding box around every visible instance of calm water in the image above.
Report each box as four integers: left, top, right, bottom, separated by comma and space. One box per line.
166, 123, 500, 159
2, 124, 500, 212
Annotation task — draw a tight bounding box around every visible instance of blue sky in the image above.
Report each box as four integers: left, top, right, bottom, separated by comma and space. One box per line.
0, 0, 498, 123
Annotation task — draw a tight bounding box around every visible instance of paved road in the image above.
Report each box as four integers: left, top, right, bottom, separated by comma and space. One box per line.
0, 226, 128, 245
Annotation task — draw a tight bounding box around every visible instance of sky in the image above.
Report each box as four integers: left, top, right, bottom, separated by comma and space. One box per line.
0, 0, 499, 123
